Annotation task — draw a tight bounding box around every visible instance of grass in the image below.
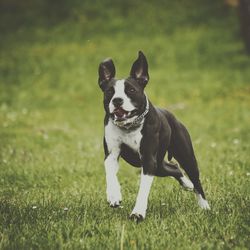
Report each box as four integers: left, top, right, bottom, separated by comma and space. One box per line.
0, 0, 250, 249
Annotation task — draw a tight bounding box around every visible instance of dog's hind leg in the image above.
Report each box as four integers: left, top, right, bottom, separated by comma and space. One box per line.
155, 161, 194, 191
171, 122, 210, 210
178, 157, 210, 210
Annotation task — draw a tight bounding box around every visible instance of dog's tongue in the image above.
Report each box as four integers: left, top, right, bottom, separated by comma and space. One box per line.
114, 108, 127, 118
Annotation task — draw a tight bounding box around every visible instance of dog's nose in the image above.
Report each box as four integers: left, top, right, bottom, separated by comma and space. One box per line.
112, 97, 124, 107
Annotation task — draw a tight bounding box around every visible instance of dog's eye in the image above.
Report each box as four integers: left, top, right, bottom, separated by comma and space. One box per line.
128, 87, 136, 93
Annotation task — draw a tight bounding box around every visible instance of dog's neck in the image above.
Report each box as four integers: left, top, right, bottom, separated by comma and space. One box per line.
112, 95, 149, 130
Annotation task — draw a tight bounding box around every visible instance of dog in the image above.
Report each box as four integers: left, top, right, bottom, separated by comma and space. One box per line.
98, 51, 210, 221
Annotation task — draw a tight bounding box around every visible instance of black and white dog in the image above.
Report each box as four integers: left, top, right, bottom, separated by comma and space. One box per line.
98, 51, 210, 221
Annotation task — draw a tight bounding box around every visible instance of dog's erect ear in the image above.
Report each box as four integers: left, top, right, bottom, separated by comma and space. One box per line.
130, 51, 149, 86
98, 58, 116, 90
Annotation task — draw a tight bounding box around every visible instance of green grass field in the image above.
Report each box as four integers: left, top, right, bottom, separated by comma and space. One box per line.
0, 0, 250, 249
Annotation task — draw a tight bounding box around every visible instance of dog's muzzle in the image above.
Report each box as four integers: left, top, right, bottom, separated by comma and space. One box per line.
112, 96, 149, 129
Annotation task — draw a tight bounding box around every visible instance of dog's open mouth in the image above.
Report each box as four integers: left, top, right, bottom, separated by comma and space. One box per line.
113, 107, 130, 121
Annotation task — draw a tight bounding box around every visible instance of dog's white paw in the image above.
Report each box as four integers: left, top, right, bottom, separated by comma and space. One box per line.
196, 194, 210, 210
107, 188, 122, 207
180, 176, 194, 191
130, 204, 146, 222
130, 213, 144, 222
130, 203, 147, 220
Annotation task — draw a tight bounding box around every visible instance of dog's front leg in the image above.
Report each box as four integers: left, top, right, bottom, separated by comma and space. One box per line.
130, 168, 154, 221
130, 130, 159, 221
104, 149, 122, 207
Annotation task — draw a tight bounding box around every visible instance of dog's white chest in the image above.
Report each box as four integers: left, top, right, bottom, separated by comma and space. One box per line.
105, 119, 143, 153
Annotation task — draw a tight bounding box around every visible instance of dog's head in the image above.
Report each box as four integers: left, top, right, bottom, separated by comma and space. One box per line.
98, 51, 149, 123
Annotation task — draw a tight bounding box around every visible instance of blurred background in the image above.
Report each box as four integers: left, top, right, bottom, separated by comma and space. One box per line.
0, 0, 249, 149
0, 0, 250, 248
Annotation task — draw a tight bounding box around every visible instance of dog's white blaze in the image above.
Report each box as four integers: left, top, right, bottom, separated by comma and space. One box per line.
109, 79, 135, 113
131, 170, 154, 218
196, 193, 210, 210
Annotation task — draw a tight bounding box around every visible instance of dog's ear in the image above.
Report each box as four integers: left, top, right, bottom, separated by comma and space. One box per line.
130, 51, 149, 87
98, 58, 116, 90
